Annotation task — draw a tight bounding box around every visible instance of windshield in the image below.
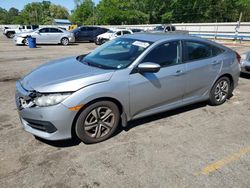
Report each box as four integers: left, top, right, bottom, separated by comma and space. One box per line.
81, 38, 152, 70
154, 26, 164, 31
107, 30, 115, 33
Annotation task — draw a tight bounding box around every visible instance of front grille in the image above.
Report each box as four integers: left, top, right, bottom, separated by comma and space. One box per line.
24, 118, 57, 133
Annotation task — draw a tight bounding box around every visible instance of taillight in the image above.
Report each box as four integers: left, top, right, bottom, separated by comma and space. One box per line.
235, 52, 241, 64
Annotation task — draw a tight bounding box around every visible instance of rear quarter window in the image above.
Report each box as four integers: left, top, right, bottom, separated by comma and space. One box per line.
183, 41, 224, 62
211, 45, 225, 56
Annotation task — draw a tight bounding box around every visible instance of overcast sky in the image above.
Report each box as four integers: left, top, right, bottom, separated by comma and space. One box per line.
0, 0, 100, 11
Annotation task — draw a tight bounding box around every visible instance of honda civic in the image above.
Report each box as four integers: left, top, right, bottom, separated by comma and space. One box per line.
15, 33, 240, 144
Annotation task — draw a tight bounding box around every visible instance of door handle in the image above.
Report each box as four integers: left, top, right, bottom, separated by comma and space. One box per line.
211, 61, 221, 65
174, 70, 185, 76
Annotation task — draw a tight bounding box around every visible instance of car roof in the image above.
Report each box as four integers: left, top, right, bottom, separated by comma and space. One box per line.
123, 33, 207, 43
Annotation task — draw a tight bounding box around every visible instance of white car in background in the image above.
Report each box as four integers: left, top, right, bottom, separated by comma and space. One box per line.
14, 27, 75, 46
3, 25, 39, 38
95, 29, 133, 45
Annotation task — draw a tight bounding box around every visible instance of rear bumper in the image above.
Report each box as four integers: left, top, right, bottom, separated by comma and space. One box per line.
68, 36, 75, 43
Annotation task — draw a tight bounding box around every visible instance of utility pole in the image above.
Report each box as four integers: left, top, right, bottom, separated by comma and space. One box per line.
235, 12, 242, 42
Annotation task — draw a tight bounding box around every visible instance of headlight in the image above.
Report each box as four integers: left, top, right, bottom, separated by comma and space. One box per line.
34, 93, 71, 107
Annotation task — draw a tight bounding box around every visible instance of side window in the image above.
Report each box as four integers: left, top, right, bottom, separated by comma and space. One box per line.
49, 28, 63, 33
32, 25, 39, 29
123, 30, 131, 35
143, 41, 181, 67
86, 27, 94, 31
211, 45, 224, 56
80, 27, 87, 31
165, 26, 171, 31
116, 31, 122, 36
26, 26, 31, 29
183, 41, 212, 62
39, 28, 49, 33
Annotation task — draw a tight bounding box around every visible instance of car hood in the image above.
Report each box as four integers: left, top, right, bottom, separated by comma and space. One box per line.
20, 56, 115, 93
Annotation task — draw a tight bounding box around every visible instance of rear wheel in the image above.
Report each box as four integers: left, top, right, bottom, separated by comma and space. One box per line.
209, 77, 231, 106
6, 32, 15, 38
61, 37, 69, 46
75, 101, 120, 144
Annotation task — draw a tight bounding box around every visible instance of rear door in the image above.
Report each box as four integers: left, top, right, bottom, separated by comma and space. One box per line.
182, 40, 224, 102
48, 28, 63, 43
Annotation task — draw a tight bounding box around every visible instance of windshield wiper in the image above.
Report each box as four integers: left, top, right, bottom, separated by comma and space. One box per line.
82, 60, 115, 70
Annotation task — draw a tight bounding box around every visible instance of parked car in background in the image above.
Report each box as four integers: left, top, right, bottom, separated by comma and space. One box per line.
15, 33, 240, 144
152, 24, 189, 35
95, 29, 133, 45
71, 26, 108, 42
153, 24, 176, 32
3, 25, 39, 38
131, 28, 144, 33
240, 51, 250, 74
14, 27, 75, 46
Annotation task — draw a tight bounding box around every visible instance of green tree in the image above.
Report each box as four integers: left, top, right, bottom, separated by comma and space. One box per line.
20, 1, 69, 25
0, 7, 8, 24
70, 0, 95, 25
49, 4, 69, 19
7, 7, 21, 24
95, 0, 148, 25
237, 0, 250, 21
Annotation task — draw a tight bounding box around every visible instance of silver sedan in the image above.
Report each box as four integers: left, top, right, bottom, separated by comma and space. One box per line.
14, 27, 75, 46
15, 33, 240, 144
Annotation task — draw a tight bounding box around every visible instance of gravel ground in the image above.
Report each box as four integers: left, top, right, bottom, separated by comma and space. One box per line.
0, 35, 250, 188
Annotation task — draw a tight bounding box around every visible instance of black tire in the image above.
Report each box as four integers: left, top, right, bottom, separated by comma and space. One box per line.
100, 39, 107, 44
75, 101, 120, 144
6, 32, 15, 38
209, 76, 231, 106
23, 38, 29, 46
61, 37, 69, 46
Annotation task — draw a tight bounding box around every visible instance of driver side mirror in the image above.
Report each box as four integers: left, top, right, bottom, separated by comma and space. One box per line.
137, 62, 161, 73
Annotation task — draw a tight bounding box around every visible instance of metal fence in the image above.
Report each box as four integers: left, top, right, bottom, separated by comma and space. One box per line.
1, 22, 250, 40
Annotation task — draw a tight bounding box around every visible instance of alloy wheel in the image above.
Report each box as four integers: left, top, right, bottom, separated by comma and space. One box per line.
61, 38, 69, 46
84, 106, 115, 138
214, 80, 229, 102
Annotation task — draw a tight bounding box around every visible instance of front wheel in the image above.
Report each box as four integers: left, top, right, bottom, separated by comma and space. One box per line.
61, 37, 69, 46
23, 38, 29, 46
209, 77, 231, 106
75, 101, 120, 144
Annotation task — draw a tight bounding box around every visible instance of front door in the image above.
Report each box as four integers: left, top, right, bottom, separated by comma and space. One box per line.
33, 28, 49, 43
129, 41, 186, 118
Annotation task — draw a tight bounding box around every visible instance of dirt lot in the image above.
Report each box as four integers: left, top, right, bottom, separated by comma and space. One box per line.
0, 35, 250, 188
